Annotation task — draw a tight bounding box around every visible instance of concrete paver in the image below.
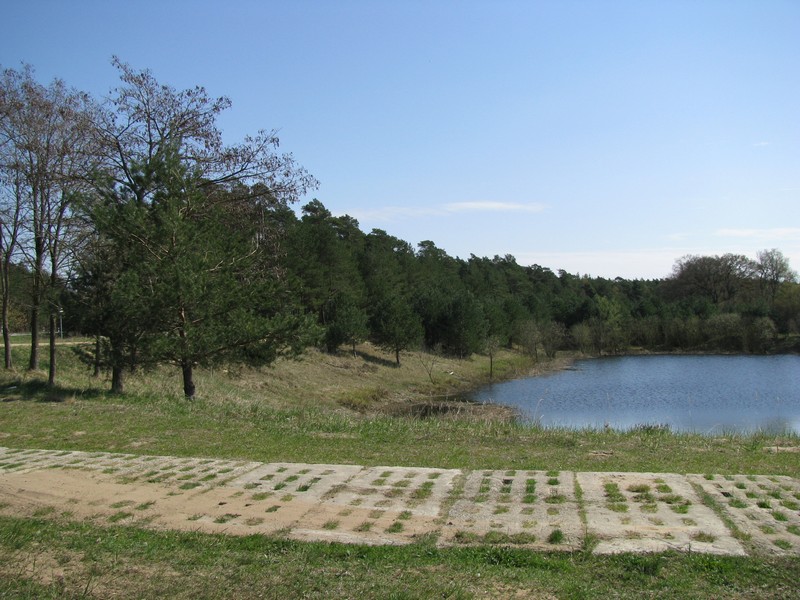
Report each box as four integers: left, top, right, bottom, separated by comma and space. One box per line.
1, 446, 797, 556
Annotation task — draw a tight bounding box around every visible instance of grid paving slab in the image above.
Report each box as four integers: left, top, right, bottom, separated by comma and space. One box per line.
1, 447, 798, 556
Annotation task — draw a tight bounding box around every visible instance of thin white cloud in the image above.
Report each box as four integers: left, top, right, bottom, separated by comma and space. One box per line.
753, 141, 771, 147
513, 248, 684, 280
715, 228, 800, 240
345, 206, 445, 221
444, 201, 546, 214
345, 201, 546, 222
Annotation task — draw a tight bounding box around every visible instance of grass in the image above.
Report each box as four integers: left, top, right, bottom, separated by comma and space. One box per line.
1, 343, 800, 598
2, 350, 797, 476
4, 515, 795, 599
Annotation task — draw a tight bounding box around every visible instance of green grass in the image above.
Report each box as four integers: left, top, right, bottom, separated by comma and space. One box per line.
2, 515, 787, 600
2, 344, 800, 597
1, 344, 797, 476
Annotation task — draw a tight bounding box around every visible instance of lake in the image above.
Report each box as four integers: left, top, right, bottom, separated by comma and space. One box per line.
470, 354, 800, 434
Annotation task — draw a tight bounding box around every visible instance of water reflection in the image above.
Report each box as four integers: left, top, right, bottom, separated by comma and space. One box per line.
471, 355, 800, 434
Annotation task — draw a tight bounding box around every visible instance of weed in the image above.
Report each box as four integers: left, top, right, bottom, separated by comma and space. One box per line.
545, 493, 566, 504
452, 530, 479, 544
108, 511, 133, 523
410, 481, 434, 501
214, 513, 239, 524
691, 531, 716, 543
386, 521, 404, 534
547, 529, 565, 544
297, 477, 320, 492
32, 506, 55, 518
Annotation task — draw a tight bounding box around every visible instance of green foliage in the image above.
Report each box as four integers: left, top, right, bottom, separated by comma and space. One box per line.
75, 147, 317, 396
371, 296, 423, 365
324, 293, 369, 355
5, 63, 799, 389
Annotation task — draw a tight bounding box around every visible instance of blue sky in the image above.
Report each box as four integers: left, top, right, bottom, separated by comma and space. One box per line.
2, 0, 798, 279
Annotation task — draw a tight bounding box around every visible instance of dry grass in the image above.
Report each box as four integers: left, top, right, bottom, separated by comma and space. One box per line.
116, 342, 539, 415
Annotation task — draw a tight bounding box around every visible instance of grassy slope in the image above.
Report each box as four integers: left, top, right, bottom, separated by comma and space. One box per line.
1, 341, 799, 599
0, 343, 796, 475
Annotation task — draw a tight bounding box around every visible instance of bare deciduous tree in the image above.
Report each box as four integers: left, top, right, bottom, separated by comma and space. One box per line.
0, 64, 97, 382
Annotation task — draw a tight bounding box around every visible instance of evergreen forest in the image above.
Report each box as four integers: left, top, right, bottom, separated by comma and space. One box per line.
2, 63, 798, 398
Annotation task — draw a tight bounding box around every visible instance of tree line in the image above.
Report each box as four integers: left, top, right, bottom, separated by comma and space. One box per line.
2, 63, 798, 398
281, 202, 798, 362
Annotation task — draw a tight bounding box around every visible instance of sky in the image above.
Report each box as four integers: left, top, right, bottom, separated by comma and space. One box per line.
2, 0, 799, 279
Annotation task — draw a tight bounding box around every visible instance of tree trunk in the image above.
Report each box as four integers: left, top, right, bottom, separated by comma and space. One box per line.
28, 242, 44, 371
28, 300, 39, 370
395, 348, 401, 366
182, 362, 196, 399
111, 365, 124, 394
48, 313, 56, 387
93, 336, 101, 377
2, 299, 10, 370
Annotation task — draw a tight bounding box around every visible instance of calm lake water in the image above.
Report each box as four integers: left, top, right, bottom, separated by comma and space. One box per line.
470, 355, 800, 434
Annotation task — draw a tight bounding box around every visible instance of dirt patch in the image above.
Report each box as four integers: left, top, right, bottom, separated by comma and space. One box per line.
764, 446, 800, 454
393, 400, 517, 422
